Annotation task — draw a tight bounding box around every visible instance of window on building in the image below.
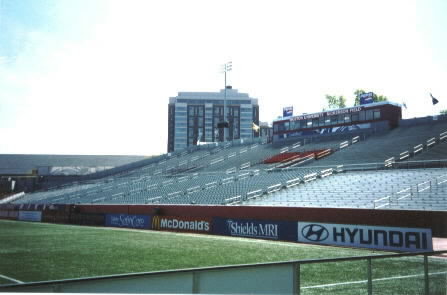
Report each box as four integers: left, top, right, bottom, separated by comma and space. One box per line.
359, 111, 365, 121
187, 105, 205, 146
319, 116, 325, 126
273, 124, 279, 133
290, 120, 299, 130
373, 110, 381, 119
228, 106, 240, 140
276, 121, 290, 132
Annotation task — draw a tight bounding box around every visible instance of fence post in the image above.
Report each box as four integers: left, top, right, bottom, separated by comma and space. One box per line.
295, 263, 300, 295
367, 257, 372, 295
424, 255, 429, 295
192, 271, 199, 294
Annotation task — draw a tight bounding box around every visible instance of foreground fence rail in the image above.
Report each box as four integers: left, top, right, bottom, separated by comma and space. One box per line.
1, 251, 445, 294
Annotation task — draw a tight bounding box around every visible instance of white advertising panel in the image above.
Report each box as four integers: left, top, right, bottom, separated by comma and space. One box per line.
18, 211, 42, 222
298, 222, 432, 252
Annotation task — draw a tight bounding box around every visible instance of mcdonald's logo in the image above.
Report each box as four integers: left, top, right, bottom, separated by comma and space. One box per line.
151, 215, 211, 232
152, 215, 161, 230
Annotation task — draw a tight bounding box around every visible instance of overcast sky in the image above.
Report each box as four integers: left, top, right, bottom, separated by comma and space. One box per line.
1, 0, 446, 156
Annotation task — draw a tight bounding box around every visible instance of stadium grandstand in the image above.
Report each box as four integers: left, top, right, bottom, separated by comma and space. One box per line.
0, 154, 147, 196
1, 102, 447, 294
2, 106, 446, 211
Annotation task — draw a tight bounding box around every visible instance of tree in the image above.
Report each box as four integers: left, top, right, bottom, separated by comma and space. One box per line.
440, 110, 447, 115
354, 89, 388, 105
325, 94, 346, 109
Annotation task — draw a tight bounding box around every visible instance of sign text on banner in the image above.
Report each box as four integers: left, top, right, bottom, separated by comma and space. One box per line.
105, 214, 151, 229
297, 222, 433, 252
151, 216, 212, 233
214, 218, 297, 241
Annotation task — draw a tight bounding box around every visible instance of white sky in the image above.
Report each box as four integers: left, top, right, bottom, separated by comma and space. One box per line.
0, 0, 446, 156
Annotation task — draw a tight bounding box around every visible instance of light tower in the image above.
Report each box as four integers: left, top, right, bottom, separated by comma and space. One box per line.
221, 61, 232, 142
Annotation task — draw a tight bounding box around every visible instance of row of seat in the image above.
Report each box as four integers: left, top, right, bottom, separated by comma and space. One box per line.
10, 121, 447, 212
245, 169, 447, 210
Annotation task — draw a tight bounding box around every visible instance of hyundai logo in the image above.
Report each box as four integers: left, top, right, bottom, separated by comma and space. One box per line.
302, 224, 329, 242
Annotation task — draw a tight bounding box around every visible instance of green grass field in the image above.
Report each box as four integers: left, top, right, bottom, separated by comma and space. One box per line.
1, 220, 446, 294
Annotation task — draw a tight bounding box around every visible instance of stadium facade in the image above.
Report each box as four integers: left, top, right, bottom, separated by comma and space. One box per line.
167, 87, 259, 152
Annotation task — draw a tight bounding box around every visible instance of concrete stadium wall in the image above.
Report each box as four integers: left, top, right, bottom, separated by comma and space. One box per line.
1, 204, 446, 237
0, 204, 447, 238
0, 204, 443, 253
77, 204, 447, 237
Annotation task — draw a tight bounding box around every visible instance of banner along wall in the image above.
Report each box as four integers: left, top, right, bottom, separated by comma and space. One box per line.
151, 215, 212, 234
18, 211, 42, 222
105, 213, 151, 229
124, 205, 447, 237
18, 204, 447, 237
214, 217, 297, 241
298, 222, 433, 252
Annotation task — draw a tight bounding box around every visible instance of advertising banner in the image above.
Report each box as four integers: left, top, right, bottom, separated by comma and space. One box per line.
18, 211, 42, 222
105, 214, 150, 229
152, 216, 212, 234
297, 222, 433, 252
214, 218, 296, 241
283, 106, 293, 117
360, 92, 374, 105
286, 123, 372, 138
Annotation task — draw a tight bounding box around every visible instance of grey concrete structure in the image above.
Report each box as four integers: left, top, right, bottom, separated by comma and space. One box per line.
168, 87, 259, 152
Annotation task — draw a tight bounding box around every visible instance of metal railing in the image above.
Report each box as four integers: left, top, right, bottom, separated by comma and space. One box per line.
295, 251, 447, 295
372, 173, 447, 209
1, 251, 445, 294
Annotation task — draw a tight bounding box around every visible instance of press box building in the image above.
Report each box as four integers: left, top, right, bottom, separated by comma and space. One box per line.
168, 86, 259, 152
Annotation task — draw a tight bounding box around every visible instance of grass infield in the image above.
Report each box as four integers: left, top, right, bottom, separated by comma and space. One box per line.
0, 220, 446, 294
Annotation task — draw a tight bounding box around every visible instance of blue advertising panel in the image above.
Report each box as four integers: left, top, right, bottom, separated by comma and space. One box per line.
214, 218, 296, 241
298, 222, 433, 252
286, 123, 371, 138
360, 92, 374, 105
105, 214, 151, 229
283, 106, 293, 117
18, 211, 42, 222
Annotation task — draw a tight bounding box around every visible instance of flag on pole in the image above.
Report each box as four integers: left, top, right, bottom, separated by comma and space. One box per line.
196, 129, 202, 145
430, 93, 439, 105
252, 122, 260, 132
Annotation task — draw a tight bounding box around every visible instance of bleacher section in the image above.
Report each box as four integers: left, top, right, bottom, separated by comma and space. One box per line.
245, 169, 447, 210
0, 154, 147, 175
411, 141, 447, 162
303, 120, 447, 169
6, 118, 447, 211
